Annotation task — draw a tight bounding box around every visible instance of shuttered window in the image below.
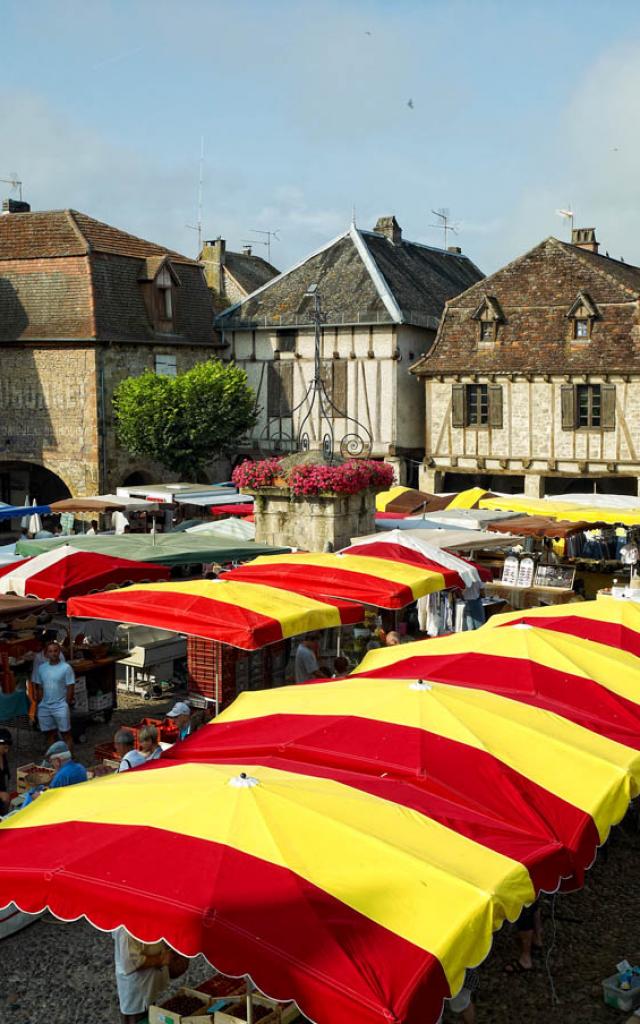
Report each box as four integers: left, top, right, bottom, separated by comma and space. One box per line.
321, 360, 348, 416
267, 362, 294, 418
451, 383, 503, 427
561, 384, 615, 430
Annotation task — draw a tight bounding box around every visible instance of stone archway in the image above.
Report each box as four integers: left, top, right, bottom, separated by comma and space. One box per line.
0, 460, 72, 505
121, 469, 155, 487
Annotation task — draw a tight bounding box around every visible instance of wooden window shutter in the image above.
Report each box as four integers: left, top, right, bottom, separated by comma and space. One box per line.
267, 363, 281, 419
451, 384, 465, 428
561, 385, 577, 430
600, 383, 616, 430
279, 362, 294, 417
488, 385, 503, 428
332, 360, 348, 411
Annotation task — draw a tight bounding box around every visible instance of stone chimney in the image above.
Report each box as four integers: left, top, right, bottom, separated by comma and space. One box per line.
374, 215, 402, 245
571, 227, 599, 254
242, 244, 252, 256
447, 245, 462, 254
1, 198, 30, 214
201, 237, 226, 294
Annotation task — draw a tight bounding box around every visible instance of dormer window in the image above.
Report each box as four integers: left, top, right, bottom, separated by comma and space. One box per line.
472, 296, 504, 345
138, 256, 181, 332
567, 291, 598, 342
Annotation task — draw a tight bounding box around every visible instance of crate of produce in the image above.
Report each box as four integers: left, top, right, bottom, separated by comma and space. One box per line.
195, 975, 245, 999
602, 972, 640, 1012
149, 986, 213, 1023
17, 763, 56, 794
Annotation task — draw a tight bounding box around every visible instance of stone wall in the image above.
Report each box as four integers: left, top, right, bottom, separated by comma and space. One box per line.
251, 487, 377, 552
0, 343, 99, 495
99, 342, 225, 490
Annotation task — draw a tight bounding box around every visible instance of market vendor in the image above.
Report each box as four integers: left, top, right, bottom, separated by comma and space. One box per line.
28, 630, 66, 723
113, 926, 171, 1024
0, 727, 12, 814
166, 701, 193, 741
294, 635, 325, 683
35, 641, 75, 751
21, 741, 87, 807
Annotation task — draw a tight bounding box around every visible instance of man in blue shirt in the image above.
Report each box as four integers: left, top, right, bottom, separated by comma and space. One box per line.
21, 741, 87, 807
35, 641, 75, 750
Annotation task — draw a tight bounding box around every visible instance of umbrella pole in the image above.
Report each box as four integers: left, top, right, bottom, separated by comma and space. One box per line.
246, 978, 254, 1024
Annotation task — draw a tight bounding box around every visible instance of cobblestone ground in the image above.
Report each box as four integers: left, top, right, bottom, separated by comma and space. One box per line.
1, 693, 639, 1024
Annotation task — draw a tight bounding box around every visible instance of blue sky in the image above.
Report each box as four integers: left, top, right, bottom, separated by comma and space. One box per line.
3, 0, 640, 275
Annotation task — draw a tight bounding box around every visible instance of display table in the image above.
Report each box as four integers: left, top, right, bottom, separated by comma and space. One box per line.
483, 581, 575, 610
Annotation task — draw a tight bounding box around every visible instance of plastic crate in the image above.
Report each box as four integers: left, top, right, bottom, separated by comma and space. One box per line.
602, 973, 640, 1012
94, 742, 121, 764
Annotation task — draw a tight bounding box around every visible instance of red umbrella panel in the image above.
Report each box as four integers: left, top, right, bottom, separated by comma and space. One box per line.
0, 546, 169, 601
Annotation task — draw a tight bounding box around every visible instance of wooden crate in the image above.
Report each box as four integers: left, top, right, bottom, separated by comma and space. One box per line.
213, 995, 281, 1024
149, 986, 213, 1023
17, 764, 56, 794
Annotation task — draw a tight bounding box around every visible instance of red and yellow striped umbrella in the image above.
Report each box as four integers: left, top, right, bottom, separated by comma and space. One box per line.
2, 652, 639, 1024
225, 549, 459, 608
483, 595, 640, 656
67, 579, 363, 649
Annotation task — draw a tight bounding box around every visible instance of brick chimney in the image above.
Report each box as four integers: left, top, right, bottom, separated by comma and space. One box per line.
374, 215, 402, 245
571, 227, 599, 254
201, 237, 226, 294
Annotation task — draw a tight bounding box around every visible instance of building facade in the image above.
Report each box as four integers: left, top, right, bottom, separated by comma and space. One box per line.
412, 229, 640, 497
0, 206, 217, 502
217, 216, 483, 482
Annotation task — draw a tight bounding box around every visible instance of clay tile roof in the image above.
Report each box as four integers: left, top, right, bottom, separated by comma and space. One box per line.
0, 209, 198, 265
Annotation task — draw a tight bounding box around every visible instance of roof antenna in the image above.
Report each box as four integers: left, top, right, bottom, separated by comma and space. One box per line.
0, 173, 23, 201
429, 208, 459, 248
243, 229, 280, 265
186, 136, 205, 255
555, 206, 574, 239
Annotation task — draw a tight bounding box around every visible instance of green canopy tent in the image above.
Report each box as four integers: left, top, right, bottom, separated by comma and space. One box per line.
15, 534, 289, 568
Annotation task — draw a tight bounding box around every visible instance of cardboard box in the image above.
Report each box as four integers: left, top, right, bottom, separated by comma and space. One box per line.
149, 987, 213, 1023
213, 995, 281, 1024
17, 763, 56, 794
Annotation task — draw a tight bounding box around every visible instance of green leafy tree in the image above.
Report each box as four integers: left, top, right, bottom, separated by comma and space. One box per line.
113, 360, 256, 478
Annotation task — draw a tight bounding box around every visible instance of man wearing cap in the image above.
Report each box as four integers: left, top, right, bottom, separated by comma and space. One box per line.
166, 702, 193, 741
47, 741, 87, 789
0, 727, 12, 813
35, 641, 75, 750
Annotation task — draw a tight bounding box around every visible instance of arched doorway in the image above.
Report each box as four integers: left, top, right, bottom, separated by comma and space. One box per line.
0, 460, 71, 506
121, 470, 154, 487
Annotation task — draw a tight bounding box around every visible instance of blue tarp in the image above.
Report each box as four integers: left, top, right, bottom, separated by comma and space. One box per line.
0, 505, 51, 522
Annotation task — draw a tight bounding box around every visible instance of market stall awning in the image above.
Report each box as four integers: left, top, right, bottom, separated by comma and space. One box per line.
445, 487, 490, 509
15, 533, 290, 567
480, 494, 640, 526
0, 546, 170, 601
225, 547, 461, 609
49, 495, 161, 513
0, 504, 51, 522
68, 579, 364, 648
484, 596, 640, 657
487, 515, 593, 537
343, 530, 491, 585
3, 646, 635, 1024
0, 595, 54, 621
354, 623, 640, 753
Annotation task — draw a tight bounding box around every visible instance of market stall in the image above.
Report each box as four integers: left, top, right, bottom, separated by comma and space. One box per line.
0, 546, 170, 600
15, 532, 290, 567
2, 634, 640, 1024
68, 579, 364, 712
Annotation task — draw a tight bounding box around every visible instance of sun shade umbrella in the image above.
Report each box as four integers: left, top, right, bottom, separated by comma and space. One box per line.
354, 624, 640, 755
484, 596, 640, 657
0, 546, 170, 600
68, 579, 363, 649
14, 533, 290, 566
225, 547, 469, 609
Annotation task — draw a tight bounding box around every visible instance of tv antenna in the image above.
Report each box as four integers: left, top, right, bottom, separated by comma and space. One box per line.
556, 206, 574, 238
0, 173, 23, 200
186, 137, 205, 254
242, 228, 280, 264
429, 208, 459, 248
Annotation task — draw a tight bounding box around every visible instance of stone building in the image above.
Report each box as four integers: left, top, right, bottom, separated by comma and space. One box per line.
0, 205, 216, 502
200, 238, 278, 311
216, 216, 483, 483
412, 228, 640, 497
